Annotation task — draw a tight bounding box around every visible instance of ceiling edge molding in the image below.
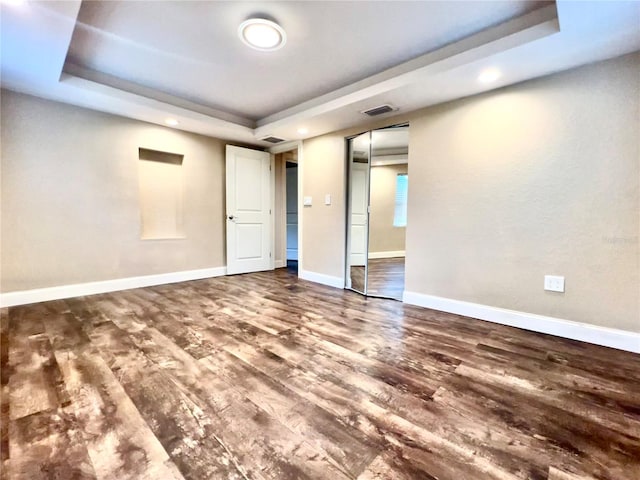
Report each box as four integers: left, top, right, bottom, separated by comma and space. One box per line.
57, 72, 256, 137
63, 63, 256, 128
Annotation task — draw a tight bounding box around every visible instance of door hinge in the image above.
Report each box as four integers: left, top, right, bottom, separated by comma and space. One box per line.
269, 209, 272, 214
270, 252, 272, 258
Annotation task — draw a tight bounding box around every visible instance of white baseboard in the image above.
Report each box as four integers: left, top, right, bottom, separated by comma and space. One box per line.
368, 250, 406, 259
274, 260, 287, 268
299, 270, 344, 289
402, 291, 640, 354
0, 267, 227, 308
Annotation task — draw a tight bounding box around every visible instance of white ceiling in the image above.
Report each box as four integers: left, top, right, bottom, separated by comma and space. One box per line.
65, 0, 544, 120
2, 1, 639, 148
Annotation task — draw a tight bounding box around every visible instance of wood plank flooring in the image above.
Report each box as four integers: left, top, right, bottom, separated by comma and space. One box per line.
2, 268, 640, 479
366, 258, 405, 300
350, 257, 405, 300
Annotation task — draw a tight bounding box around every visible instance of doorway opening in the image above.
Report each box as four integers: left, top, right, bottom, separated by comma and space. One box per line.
346, 124, 408, 300
286, 159, 298, 273
274, 148, 299, 274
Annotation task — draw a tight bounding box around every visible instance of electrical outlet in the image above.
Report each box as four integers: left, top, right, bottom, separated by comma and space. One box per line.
303, 196, 312, 206
544, 275, 565, 293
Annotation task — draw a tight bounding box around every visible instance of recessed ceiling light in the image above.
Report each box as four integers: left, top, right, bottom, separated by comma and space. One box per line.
165, 118, 179, 126
478, 68, 501, 84
297, 128, 308, 135
238, 18, 286, 51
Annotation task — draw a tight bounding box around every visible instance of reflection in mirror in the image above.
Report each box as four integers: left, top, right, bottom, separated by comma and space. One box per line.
367, 126, 408, 300
347, 132, 371, 294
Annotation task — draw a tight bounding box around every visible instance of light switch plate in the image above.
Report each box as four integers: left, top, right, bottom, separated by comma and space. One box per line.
303, 196, 312, 206
325, 194, 331, 205
544, 275, 565, 293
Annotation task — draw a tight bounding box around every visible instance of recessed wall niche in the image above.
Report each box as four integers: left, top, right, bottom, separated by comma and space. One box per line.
138, 147, 185, 240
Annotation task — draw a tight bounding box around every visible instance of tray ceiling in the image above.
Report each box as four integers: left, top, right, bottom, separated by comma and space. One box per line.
1, 1, 639, 147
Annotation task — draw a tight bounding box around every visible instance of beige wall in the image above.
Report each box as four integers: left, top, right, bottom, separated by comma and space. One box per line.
369, 164, 407, 254
1, 90, 231, 292
300, 135, 348, 277
302, 52, 639, 332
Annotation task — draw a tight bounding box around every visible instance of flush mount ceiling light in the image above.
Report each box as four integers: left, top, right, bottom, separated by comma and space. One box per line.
297, 127, 308, 135
478, 68, 501, 84
238, 18, 286, 51
165, 118, 179, 126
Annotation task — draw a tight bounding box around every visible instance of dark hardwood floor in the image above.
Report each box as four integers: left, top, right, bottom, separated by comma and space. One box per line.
350, 265, 366, 293
350, 258, 405, 300
2, 269, 640, 479
366, 257, 405, 300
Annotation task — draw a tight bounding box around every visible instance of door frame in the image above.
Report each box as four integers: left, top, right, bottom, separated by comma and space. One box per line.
269, 140, 303, 278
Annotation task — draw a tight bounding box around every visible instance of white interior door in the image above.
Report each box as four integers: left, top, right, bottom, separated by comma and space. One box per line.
226, 145, 273, 275
350, 162, 369, 266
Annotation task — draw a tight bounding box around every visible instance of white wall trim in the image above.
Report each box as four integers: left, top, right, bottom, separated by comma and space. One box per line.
299, 270, 344, 289
402, 291, 640, 354
368, 250, 406, 259
0, 267, 227, 308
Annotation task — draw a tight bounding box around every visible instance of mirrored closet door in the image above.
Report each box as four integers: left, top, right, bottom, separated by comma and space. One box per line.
346, 131, 371, 294
346, 125, 408, 300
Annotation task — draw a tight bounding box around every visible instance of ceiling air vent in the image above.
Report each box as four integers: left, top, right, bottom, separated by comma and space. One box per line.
261, 136, 286, 144
361, 104, 397, 117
